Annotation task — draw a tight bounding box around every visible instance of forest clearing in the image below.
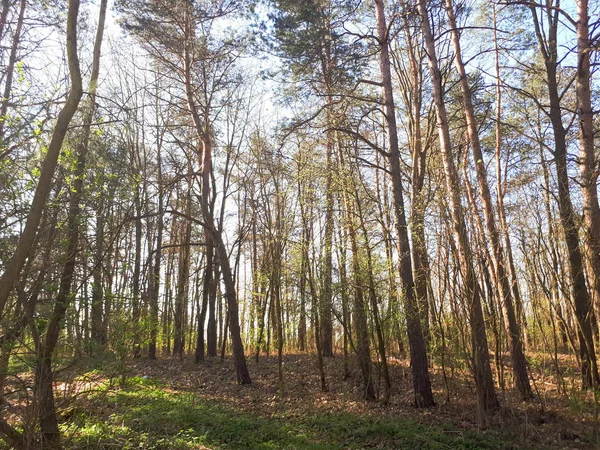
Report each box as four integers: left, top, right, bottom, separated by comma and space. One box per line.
1, 0, 600, 448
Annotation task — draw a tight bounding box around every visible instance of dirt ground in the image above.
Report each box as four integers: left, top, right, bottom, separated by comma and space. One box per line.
118, 352, 599, 449
2, 349, 598, 449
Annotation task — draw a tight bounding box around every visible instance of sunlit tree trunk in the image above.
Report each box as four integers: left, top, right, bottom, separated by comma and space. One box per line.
375, 0, 434, 407
418, 0, 498, 424
575, 0, 600, 389
444, 0, 531, 400
528, 2, 599, 389
36, 0, 105, 446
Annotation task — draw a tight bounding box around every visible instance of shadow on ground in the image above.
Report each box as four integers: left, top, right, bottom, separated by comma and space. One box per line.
62, 376, 508, 450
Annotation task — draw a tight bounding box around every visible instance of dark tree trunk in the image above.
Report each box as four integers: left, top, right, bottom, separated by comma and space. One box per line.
196, 242, 213, 363
91, 200, 105, 347
148, 130, 163, 359
131, 185, 143, 358
173, 195, 192, 358
207, 237, 218, 356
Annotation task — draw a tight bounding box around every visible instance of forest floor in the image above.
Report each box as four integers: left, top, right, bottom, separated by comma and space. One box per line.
4, 351, 599, 449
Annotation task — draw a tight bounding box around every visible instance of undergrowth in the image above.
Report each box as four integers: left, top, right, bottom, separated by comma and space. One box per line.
59, 376, 509, 450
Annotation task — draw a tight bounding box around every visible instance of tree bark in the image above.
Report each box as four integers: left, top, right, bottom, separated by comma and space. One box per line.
575, 0, 600, 389
375, 0, 434, 407
418, 0, 498, 423
0, 0, 84, 319
528, 2, 599, 389
444, 0, 532, 400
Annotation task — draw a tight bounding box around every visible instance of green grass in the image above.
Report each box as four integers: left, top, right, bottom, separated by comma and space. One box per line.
61, 377, 510, 450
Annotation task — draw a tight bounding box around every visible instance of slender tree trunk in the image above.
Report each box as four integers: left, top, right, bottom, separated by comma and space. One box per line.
398, 2, 432, 343
298, 242, 308, 352
575, 0, 600, 389
131, 183, 143, 358
163, 235, 175, 355
337, 221, 352, 379
338, 147, 375, 401
173, 210, 191, 358
207, 238, 218, 356
0, 0, 25, 150
418, 0, 498, 423
444, 0, 531, 400
305, 227, 328, 393
36, 1, 105, 446
528, 2, 599, 389
0, 0, 10, 46
212, 225, 251, 383
0, 0, 84, 319
91, 200, 105, 347
321, 134, 334, 357
358, 196, 391, 403
196, 242, 213, 363
375, 0, 434, 407
320, 45, 335, 358
492, 5, 527, 350
149, 128, 163, 359
375, 154, 402, 355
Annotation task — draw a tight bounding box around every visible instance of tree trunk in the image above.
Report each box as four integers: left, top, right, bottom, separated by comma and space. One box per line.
131, 183, 143, 358
338, 148, 375, 401
149, 126, 164, 359
575, 0, 600, 389
444, 0, 531, 400
528, 2, 599, 389
418, 0, 498, 423
36, 1, 105, 446
0, 0, 84, 320
207, 236, 218, 356
196, 242, 213, 363
91, 200, 105, 347
375, 0, 434, 407
173, 192, 192, 358
0, 0, 26, 150
320, 40, 335, 358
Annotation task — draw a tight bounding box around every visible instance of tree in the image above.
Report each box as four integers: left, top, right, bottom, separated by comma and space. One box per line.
374, 0, 434, 408
524, 0, 599, 389
0, 0, 84, 320
575, 0, 600, 390
418, 0, 499, 425
268, 0, 365, 357
443, 0, 531, 400
35, 1, 108, 445
117, 0, 252, 384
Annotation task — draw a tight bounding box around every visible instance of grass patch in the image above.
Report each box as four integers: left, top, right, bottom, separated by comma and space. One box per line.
62, 378, 510, 450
